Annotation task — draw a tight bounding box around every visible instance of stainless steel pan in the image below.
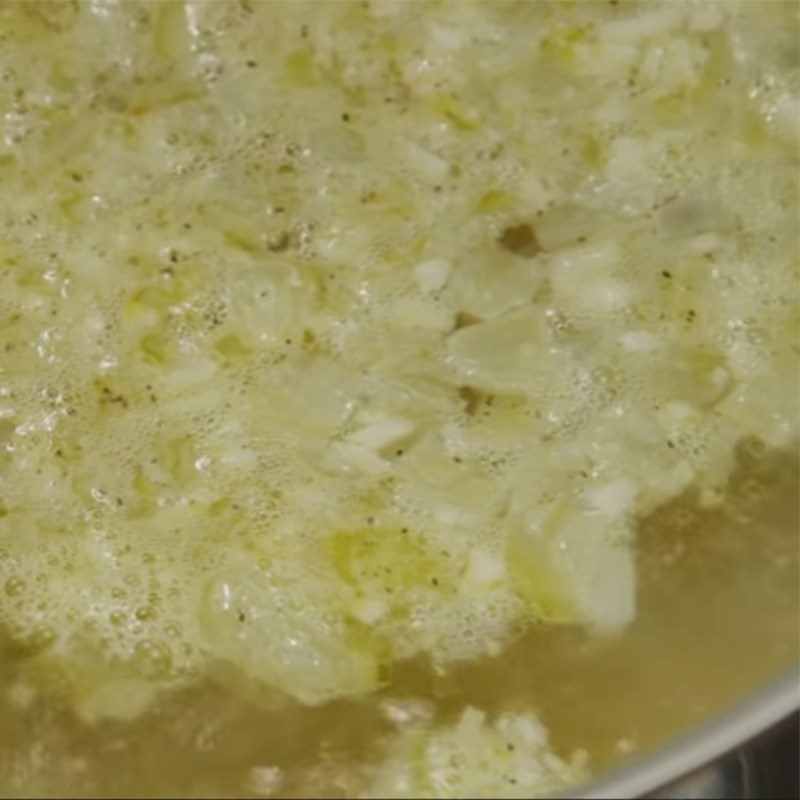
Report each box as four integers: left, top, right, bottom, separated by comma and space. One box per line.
570, 666, 799, 799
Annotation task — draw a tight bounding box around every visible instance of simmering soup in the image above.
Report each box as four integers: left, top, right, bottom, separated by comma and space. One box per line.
0, 1, 797, 796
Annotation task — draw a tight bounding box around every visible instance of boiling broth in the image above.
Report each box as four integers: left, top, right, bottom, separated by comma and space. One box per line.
0, 1, 797, 797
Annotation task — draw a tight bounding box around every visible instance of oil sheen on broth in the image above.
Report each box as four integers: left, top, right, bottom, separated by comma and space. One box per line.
0, 1, 797, 797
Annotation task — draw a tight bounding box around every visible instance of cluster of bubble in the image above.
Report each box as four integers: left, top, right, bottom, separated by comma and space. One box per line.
0, 0, 796, 712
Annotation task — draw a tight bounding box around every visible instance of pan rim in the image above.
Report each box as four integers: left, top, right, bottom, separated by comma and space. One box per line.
562, 663, 800, 799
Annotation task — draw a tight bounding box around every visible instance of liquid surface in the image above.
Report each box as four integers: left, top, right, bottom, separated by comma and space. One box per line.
0, 1, 797, 797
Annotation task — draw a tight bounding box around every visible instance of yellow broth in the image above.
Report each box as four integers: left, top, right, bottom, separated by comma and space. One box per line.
0, 1, 797, 796
0, 445, 796, 797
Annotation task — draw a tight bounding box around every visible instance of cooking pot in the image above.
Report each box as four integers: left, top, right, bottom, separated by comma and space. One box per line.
571, 666, 799, 799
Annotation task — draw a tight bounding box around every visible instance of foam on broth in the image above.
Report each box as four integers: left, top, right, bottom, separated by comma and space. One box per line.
0, 446, 796, 797
0, 1, 797, 796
